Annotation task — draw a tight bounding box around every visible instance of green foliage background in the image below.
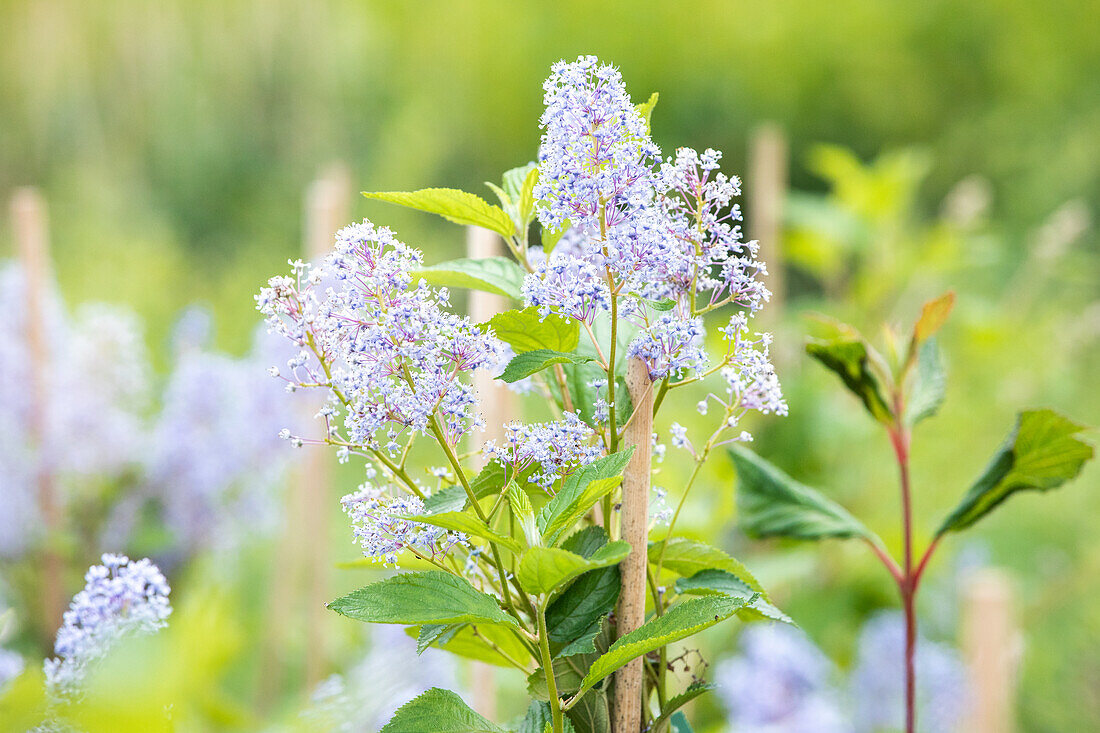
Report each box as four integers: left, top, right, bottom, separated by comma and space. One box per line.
0, 1, 1097, 730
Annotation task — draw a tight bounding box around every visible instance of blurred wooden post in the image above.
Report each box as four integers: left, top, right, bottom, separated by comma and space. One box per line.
11, 188, 64, 640
748, 124, 788, 320
299, 166, 350, 689
466, 225, 514, 720
960, 569, 1020, 733
260, 166, 350, 705
613, 357, 653, 733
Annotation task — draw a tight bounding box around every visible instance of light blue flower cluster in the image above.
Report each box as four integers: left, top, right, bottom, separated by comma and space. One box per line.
302, 625, 461, 730
44, 554, 171, 698
850, 613, 968, 733
257, 220, 504, 455
524, 55, 784, 438
483, 411, 601, 491
141, 323, 297, 553
716, 624, 849, 733
716, 613, 968, 732
341, 482, 464, 566
0, 263, 150, 557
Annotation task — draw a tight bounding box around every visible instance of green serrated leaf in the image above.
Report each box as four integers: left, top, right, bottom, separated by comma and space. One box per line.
485, 306, 580, 353
415, 256, 526, 300
731, 444, 877, 543
380, 687, 506, 733
517, 701, 552, 733
648, 538, 766, 596
806, 337, 894, 424
402, 511, 522, 554
539, 476, 622, 547
328, 571, 517, 628
905, 338, 946, 426
578, 595, 753, 694
673, 569, 791, 623
508, 480, 540, 548
416, 623, 462, 655
546, 530, 620, 650
412, 622, 530, 668
565, 688, 610, 733
652, 682, 714, 733
648, 298, 676, 312
498, 349, 594, 383
500, 163, 539, 229
517, 542, 630, 597
538, 450, 634, 540
937, 409, 1094, 535
364, 188, 514, 237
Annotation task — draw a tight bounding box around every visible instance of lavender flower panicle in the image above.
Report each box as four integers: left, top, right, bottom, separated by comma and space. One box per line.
342, 483, 464, 566
44, 554, 171, 698
483, 412, 601, 491
257, 221, 504, 457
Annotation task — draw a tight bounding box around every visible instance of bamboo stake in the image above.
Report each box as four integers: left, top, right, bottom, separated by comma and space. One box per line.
11, 188, 64, 640
613, 357, 653, 733
260, 166, 349, 704
466, 225, 514, 719
960, 569, 1021, 733
748, 124, 788, 321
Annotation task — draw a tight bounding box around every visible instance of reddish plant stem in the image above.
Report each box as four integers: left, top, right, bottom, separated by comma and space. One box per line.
889, 424, 916, 733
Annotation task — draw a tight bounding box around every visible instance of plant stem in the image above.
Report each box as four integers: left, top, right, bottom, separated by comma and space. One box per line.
537, 602, 565, 733
890, 423, 917, 733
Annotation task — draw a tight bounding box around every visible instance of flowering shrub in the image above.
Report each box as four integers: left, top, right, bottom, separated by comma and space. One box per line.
258, 55, 787, 732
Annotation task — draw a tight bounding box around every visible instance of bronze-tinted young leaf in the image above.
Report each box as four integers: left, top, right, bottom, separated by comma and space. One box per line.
415, 256, 527, 299
380, 687, 506, 733
364, 188, 514, 237
806, 337, 894, 423
937, 409, 1094, 535
731, 444, 878, 543
912, 291, 955, 345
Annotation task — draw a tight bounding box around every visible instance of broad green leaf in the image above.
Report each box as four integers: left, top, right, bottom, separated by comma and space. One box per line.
806, 337, 894, 424
565, 689, 610, 733
517, 542, 630, 597
415, 256, 526, 299
416, 623, 462, 655
912, 291, 955, 344
669, 710, 693, 733
328, 571, 517, 628
904, 338, 946, 426
411, 622, 531, 668
937, 409, 1094, 535
502, 163, 539, 228
380, 687, 505, 733
652, 682, 714, 733
648, 298, 676, 312
648, 537, 766, 596
547, 530, 621, 649
732, 444, 877, 542
403, 511, 522, 554
578, 595, 753, 694
635, 92, 659, 133
364, 188, 514, 237
499, 349, 595, 383
517, 701, 553, 733
485, 306, 580, 353
538, 450, 634, 539
508, 480, 540, 547
541, 221, 569, 254
539, 477, 622, 547
673, 569, 791, 623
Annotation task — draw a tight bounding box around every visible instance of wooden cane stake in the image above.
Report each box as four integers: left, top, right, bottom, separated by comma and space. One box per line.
11, 188, 64, 639
466, 225, 514, 719
960, 568, 1021, 733
749, 124, 788, 321
613, 357, 653, 732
